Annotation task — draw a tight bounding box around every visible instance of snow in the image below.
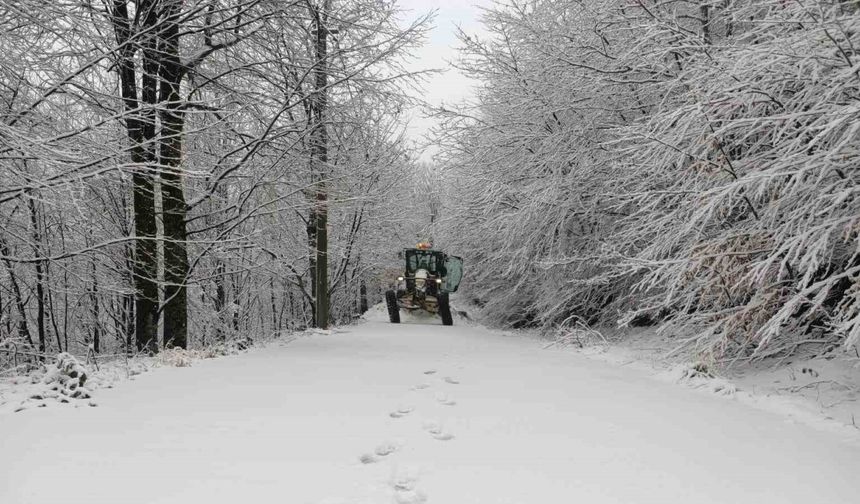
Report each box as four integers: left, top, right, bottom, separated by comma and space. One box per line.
567, 326, 860, 438
2, 308, 859, 503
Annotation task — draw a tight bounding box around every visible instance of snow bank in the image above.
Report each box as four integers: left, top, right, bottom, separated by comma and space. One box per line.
0, 335, 261, 415
571, 327, 860, 438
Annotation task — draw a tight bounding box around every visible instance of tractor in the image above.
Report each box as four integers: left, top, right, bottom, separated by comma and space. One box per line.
385, 243, 464, 326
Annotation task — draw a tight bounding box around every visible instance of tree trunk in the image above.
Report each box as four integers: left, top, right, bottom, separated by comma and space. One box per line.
159, 0, 189, 349
310, 1, 331, 329
214, 260, 227, 341
0, 282, 5, 338
91, 258, 101, 354
111, 0, 160, 354
360, 280, 368, 314
270, 278, 278, 332
700, 5, 711, 45
232, 271, 241, 332
26, 195, 47, 357
45, 264, 63, 352
307, 216, 317, 327
59, 225, 69, 351
0, 237, 33, 346
125, 290, 134, 356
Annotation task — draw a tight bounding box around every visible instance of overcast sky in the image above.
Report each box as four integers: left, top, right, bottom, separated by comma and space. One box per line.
395, 0, 493, 161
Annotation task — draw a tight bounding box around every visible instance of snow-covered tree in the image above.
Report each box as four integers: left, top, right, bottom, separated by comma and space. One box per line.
0, 0, 431, 368
437, 0, 860, 359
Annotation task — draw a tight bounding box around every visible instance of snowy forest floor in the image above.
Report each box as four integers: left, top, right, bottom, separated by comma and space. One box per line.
1, 305, 859, 503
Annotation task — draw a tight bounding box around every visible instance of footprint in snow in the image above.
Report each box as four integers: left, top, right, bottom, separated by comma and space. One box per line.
423, 370, 436, 375
422, 420, 441, 434
393, 486, 427, 504
359, 440, 401, 464
359, 453, 379, 464
375, 440, 400, 456
410, 383, 430, 391
443, 376, 460, 385
435, 392, 457, 406
422, 420, 455, 441
391, 467, 427, 504
390, 406, 414, 419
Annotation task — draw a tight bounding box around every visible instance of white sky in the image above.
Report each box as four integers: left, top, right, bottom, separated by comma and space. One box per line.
395, 0, 493, 162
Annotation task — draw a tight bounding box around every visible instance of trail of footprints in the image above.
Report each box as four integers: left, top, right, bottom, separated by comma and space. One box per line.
415, 370, 459, 437
357, 368, 461, 502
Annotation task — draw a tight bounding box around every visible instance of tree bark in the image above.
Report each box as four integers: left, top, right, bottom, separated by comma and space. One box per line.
159, 0, 189, 349
214, 260, 227, 341
700, 5, 712, 45
360, 280, 368, 314
0, 237, 33, 347
90, 257, 100, 354
306, 215, 317, 326
26, 194, 47, 357
310, 1, 331, 329
111, 0, 160, 354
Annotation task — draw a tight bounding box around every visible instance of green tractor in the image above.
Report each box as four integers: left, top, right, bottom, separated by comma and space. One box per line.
385, 244, 464, 326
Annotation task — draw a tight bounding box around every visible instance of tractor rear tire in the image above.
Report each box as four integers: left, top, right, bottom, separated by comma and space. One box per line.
438, 293, 453, 326
385, 290, 400, 323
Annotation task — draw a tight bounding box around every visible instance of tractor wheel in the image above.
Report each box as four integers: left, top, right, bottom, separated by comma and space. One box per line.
438, 292, 453, 326
385, 290, 401, 323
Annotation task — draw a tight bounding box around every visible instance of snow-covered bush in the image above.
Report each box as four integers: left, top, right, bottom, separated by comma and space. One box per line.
41, 353, 91, 399
546, 316, 608, 349
156, 335, 254, 367
0, 337, 40, 375
156, 348, 197, 368
231, 336, 254, 351
673, 361, 738, 396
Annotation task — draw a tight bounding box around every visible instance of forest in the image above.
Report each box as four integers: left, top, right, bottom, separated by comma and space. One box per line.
2, 2, 860, 502
2, 0, 859, 367
1, 0, 433, 364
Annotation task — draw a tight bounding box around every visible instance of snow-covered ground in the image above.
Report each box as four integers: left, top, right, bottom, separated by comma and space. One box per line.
2, 307, 859, 504
559, 326, 860, 436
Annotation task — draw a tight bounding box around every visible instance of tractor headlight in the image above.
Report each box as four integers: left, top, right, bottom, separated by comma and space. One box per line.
435, 278, 442, 284
397, 276, 404, 282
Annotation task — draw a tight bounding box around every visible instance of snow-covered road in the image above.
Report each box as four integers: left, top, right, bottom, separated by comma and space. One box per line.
2, 312, 859, 504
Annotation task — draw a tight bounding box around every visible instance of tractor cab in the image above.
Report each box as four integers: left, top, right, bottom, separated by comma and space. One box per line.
386, 243, 464, 325
401, 248, 463, 293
